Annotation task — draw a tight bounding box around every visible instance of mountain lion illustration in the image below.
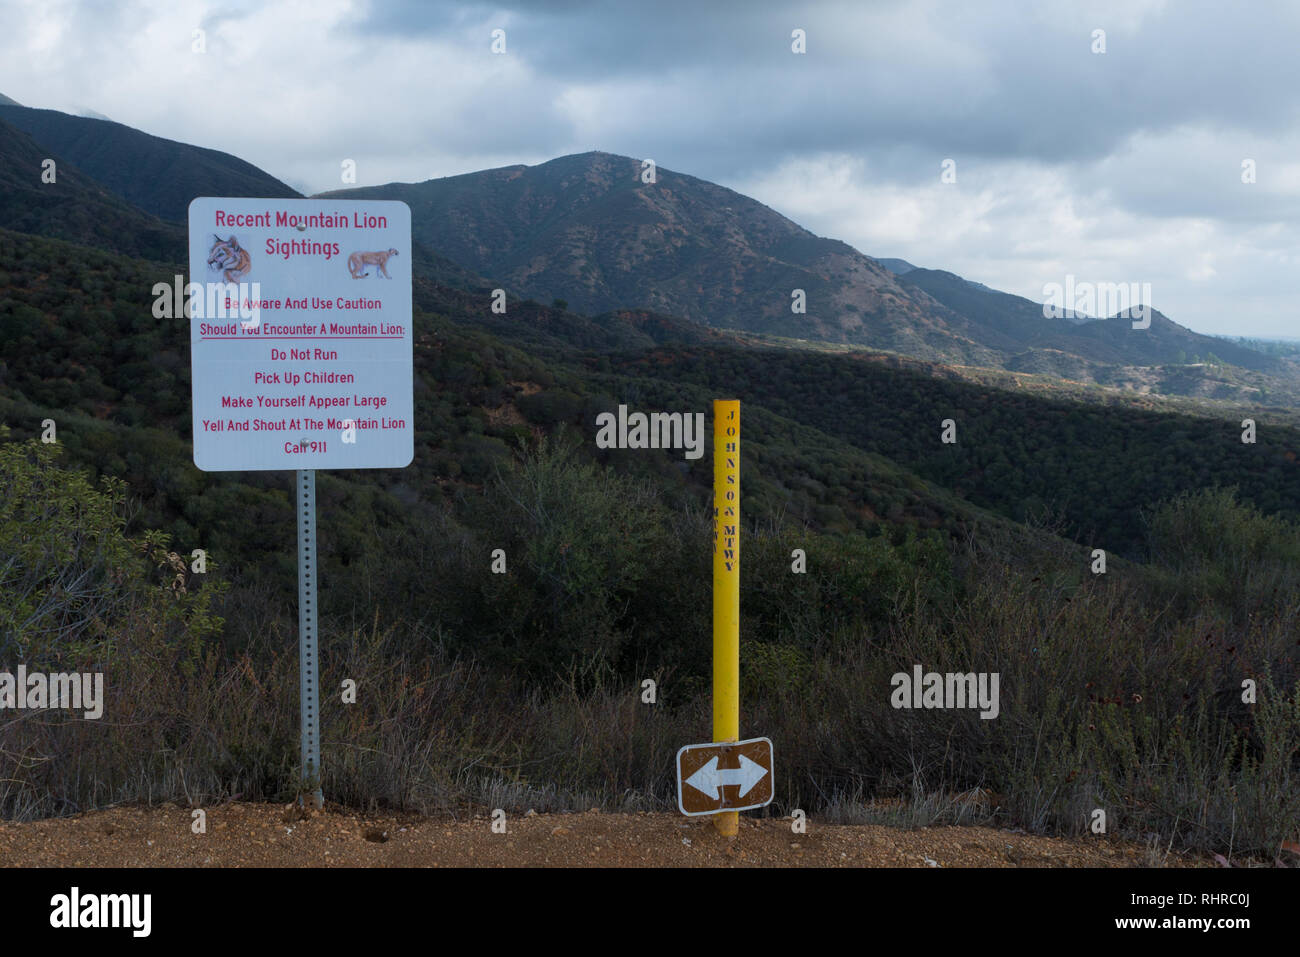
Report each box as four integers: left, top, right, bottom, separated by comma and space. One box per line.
207, 235, 251, 283
348, 248, 399, 279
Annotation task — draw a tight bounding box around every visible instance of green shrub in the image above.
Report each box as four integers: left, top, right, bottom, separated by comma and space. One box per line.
1142, 486, 1300, 617
0, 434, 224, 664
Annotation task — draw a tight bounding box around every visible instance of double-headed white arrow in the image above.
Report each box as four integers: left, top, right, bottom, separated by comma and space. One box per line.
685, 754, 768, 800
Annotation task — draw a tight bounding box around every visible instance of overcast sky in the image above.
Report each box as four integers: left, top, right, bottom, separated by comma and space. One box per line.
4, 0, 1298, 337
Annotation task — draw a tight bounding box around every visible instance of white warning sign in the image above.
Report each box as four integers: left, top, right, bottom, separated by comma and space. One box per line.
187, 197, 413, 472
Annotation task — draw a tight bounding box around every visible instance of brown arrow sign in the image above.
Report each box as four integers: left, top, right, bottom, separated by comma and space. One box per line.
676, 737, 774, 816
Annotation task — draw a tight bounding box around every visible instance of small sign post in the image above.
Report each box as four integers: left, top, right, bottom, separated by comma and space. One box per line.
676, 737, 774, 816
188, 197, 412, 807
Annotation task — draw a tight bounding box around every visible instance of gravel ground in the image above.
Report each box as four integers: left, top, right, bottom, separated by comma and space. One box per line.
0, 802, 1207, 867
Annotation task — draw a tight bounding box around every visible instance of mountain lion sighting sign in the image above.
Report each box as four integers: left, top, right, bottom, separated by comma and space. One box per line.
187, 198, 413, 472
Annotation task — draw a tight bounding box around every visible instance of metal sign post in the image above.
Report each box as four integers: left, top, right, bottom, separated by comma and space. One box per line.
296, 469, 323, 808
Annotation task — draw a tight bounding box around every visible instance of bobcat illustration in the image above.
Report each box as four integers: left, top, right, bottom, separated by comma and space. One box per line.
207, 235, 251, 283
348, 248, 399, 279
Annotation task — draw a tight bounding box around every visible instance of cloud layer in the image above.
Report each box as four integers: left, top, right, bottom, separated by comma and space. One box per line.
3, 0, 1297, 335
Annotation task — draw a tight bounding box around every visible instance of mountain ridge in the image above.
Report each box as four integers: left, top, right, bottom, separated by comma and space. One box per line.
317, 150, 1013, 364
316, 149, 1279, 396
0, 103, 300, 222
0, 116, 185, 261
0, 103, 1292, 403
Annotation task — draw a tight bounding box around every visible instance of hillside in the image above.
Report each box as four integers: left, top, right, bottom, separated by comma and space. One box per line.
895, 268, 1300, 404
0, 227, 1022, 582
901, 268, 1279, 374
604, 344, 1300, 556
415, 278, 735, 354
318, 151, 1006, 364
0, 104, 516, 298
0, 117, 185, 261
0, 104, 300, 222
872, 257, 918, 275
7, 223, 1300, 575
315, 150, 1294, 401
3, 107, 1297, 561
0, 104, 1288, 403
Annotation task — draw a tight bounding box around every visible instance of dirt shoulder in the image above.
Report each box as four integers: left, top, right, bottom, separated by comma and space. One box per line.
0, 802, 1211, 867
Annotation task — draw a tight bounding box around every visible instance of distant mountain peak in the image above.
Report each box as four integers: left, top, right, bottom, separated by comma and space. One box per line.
874, 257, 918, 275
318, 150, 997, 361
0, 93, 21, 106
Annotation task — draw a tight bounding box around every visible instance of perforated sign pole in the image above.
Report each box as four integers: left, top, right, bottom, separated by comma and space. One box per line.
297, 469, 323, 808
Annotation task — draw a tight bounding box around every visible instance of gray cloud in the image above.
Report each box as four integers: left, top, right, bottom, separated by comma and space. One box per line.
356, 0, 1300, 170
1, 0, 1297, 335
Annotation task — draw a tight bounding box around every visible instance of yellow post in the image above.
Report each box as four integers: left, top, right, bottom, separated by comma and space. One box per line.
712, 400, 740, 836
